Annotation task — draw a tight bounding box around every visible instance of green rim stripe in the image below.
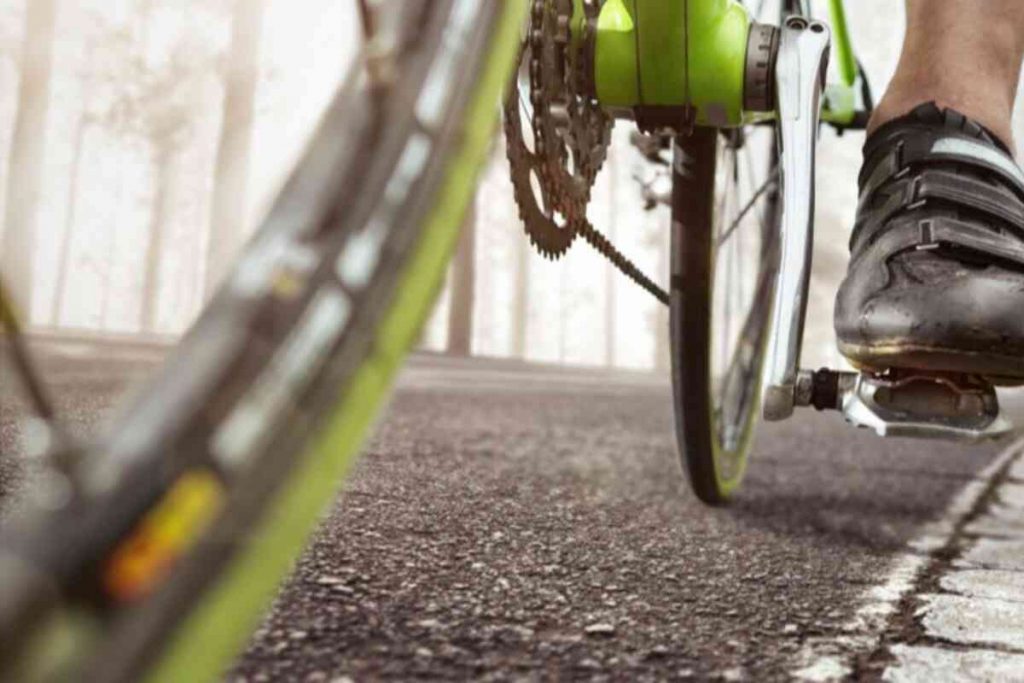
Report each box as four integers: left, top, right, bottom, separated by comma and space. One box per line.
146, 3, 526, 680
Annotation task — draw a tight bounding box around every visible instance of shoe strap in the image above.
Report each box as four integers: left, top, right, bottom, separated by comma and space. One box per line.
851, 165, 1024, 257
860, 131, 1024, 202
853, 215, 1024, 274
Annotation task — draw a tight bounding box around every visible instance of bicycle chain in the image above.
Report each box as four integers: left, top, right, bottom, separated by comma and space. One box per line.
578, 222, 669, 305
503, 0, 668, 305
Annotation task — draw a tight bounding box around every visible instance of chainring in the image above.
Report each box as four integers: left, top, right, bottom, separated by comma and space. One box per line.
503, 0, 612, 259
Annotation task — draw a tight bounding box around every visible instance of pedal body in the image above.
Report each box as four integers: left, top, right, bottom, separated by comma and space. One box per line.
796, 369, 1013, 442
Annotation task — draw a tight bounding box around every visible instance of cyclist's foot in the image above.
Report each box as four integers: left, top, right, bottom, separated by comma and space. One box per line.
835, 102, 1024, 382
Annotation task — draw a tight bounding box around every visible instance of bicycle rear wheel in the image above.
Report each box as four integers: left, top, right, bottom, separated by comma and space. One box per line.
0, 2, 525, 680
671, 125, 780, 505
670, 0, 804, 505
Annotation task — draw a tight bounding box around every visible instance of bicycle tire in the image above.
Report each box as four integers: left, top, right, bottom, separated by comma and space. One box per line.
670, 124, 781, 505
671, 1, 805, 505
0, 2, 526, 680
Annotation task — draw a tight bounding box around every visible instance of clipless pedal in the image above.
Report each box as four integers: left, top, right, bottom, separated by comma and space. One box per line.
790, 368, 1013, 442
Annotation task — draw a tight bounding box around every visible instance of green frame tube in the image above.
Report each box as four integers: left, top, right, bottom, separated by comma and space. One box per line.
828, 0, 857, 87
821, 0, 858, 124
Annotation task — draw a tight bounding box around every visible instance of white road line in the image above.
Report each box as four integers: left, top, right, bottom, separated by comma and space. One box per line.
790, 434, 1024, 681
884, 645, 1024, 682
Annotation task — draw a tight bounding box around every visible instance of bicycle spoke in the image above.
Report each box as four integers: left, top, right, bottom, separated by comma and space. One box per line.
715, 142, 735, 372
739, 144, 762, 304
708, 120, 780, 456
518, 89, 533, 124
724, 150, 739, 375
715, 260, 775, 416
716, 153, 733, 241
356, 0, 402, 92
714, 166, 779, 250
0, 278, 56, 423
0, 277, 82, 489
743, 145, 770, 241
356, 0, 376, 45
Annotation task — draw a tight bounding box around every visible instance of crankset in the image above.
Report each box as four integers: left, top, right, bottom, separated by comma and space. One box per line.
502, 0, 669, 303
503, 0, 611, 259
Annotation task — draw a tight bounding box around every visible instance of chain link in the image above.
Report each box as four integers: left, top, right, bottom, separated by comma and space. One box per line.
578, 221, 670, 305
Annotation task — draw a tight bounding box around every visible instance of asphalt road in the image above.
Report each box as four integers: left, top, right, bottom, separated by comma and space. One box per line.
2, 350, 1021, 680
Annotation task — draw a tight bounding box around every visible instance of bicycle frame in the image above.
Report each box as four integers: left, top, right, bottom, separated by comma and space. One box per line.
575, 0, 861, 126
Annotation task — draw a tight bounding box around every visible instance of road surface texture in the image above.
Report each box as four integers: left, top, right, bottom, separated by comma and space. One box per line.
4, 346, 1024, 680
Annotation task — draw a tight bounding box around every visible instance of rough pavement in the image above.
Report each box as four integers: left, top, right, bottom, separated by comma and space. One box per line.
876, 450, 1024, 681
2, 351, 1022, 680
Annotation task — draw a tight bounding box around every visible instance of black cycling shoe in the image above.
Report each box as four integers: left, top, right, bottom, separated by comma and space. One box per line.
834, 102, 1024, 381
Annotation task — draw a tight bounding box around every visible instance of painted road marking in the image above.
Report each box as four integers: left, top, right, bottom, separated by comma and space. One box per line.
940, 569, 1024, 602
957, 537, 1024, 572
884, 645, 1024, 682
792, 435, 1024, 681
917, 593, 1024, 649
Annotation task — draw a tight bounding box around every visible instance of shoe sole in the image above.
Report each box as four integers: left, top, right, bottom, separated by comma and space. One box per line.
838, 341, 1024, 387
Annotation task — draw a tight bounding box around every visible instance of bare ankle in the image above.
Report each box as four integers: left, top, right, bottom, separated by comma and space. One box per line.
870, 0, 1024, 153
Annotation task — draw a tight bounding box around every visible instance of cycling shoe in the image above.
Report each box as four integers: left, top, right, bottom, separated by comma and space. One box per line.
835, 102, 1024, 381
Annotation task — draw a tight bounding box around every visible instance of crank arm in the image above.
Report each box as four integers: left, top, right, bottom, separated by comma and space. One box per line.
761, 17, 831, 421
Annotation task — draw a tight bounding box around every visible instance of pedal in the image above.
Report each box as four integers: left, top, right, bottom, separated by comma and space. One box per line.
795, 368, 1013, 442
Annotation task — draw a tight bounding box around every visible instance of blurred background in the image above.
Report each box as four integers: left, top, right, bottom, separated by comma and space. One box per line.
0, 0, 1022, 372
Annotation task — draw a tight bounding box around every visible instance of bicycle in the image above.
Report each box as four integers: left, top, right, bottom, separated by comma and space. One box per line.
0, 0, 1011, 680
504, 0, 1012, 507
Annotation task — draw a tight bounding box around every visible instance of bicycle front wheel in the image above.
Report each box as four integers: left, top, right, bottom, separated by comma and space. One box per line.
0, 2, 525, 681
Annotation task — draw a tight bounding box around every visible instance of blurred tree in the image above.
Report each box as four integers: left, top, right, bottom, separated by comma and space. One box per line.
641, 196, 670, 372
203, 0, 268, 299
128, 2, 223, 332
50, 118, 91, 324
137, 61, 198, 333
49, 13, 132, 325
511, 235, 529, 359
604, 145, 618, 368
447, 206, 476, 356
45, 2, 226, 331
652, 220, 670, 372
0, 0, 59, 320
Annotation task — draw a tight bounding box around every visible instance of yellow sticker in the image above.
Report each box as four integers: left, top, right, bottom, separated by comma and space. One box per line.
105, 470, 225, 602
271, 268, 304, 300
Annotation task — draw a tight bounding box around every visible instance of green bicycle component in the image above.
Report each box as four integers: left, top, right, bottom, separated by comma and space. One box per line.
828, 0, 856, 87
592, 0, 752, 126
584, 0, 863, 127
823, 83, 856, 124
820, 0, 858, 124
592, 0, 638, 105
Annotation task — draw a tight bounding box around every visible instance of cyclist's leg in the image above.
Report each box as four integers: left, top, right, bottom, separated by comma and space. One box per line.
869, 0, 1024, 150
834, 0, 1024, 379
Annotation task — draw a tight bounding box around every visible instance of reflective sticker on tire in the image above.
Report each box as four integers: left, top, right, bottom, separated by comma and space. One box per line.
104, 469, 225, 602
